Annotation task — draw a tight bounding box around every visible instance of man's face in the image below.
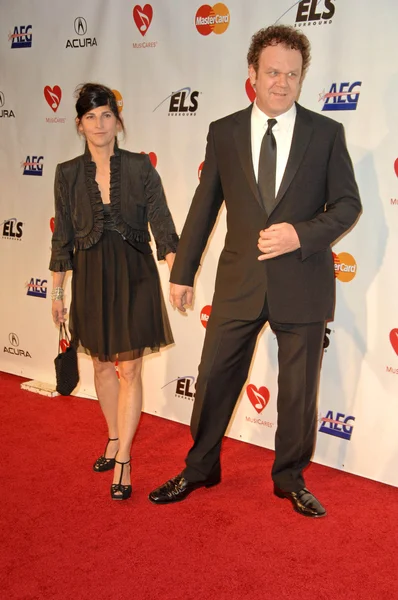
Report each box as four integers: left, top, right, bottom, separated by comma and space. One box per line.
249, 43, 303, 117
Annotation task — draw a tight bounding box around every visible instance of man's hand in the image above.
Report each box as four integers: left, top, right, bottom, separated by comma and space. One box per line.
170, 283, 194, 313
258, 223, 300, 260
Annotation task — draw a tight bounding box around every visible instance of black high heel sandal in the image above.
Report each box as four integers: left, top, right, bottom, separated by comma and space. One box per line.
111, 458, 132, 500
93, 437, 119, 472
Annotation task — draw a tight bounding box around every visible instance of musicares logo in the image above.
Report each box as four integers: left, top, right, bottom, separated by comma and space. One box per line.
246, 384, 270, 414
195, 3, 230, 35
198, 161, 204, 180
333, 252, 357, 282
112, 89, 123, 112
200, 305, 212, 328
394, 158, 398, 178
140, 151, 157, 168
133, 4, 153, 36
50, 217, 55, 233
44, 85, 62, 113
245, 78, 256, 102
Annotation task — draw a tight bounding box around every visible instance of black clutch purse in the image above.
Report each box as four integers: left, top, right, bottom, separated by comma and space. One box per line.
54, 323, 79, 396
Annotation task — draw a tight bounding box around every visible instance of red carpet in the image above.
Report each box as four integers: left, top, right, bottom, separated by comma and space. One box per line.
1, 371, 397, 600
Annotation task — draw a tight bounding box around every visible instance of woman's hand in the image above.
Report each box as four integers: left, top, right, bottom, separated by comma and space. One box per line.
52, 300, 67, 325
165, 252, 176, 272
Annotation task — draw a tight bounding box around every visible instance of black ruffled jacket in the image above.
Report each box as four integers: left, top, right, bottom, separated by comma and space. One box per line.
49, 145, 179, 272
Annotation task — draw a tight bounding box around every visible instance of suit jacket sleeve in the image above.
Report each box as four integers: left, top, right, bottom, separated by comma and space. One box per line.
294, 123, 362, 261
49, 164, 75, 272
170, 123, 224, 286
143, 155, 179, 260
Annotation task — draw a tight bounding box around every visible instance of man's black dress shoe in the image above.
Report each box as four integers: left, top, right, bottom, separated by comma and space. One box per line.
274, 485, 327, 518
148, 472, 221, 504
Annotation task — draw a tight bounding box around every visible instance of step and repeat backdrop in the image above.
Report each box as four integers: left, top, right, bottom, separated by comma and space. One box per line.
1, 0, 398, 486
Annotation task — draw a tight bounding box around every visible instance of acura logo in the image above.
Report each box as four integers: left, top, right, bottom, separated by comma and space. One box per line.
74, 17, 87, 36
0, 92, 5, 108
9, 333, 19, 347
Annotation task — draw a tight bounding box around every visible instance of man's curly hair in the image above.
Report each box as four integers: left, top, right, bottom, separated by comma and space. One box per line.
247, 25, 311, 77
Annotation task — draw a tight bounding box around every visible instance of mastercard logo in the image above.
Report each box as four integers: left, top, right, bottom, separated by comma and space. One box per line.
200, 304, 212, 328
195, 3, 230, 35
112, 89, 123, 113
333, 252, 357, 282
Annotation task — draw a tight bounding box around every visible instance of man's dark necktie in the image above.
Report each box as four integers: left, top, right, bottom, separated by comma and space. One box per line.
258, 118, 277, 215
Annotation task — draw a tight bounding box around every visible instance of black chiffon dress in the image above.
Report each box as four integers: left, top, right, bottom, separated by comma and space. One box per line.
70, 203, 174, 361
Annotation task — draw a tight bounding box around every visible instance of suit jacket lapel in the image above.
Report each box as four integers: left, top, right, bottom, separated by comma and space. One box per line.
274, 103, 313, 208
233, 105, 264, 210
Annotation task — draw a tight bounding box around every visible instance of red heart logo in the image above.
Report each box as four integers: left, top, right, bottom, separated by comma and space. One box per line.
198, 161, 204, 180
140, 151, 157, 168
44, 85, 62, 112
133, 4, 153, 36
246, 384, 270, 414
394, 158, 398, 177
389, 329, 398, 355
60, 338, 70, 353
50, 217, 55, 233
245, 78, 256, 103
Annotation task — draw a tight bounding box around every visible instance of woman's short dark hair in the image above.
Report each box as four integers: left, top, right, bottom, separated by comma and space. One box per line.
247, 25, 311, 77
75, 83, 125, 132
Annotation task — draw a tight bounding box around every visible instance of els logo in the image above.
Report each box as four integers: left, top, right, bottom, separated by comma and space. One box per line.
133, 4, 153, 36
22, 156, 44, 176
26, 278, 47, 298
319, 411, 355, 441
9, 25, 32, 48
2, 218, 23, 241
0, 92, 15, 119
246, 384, 270, 414
153, 87, 200, 117
333, 252, 357, 282
195, 3, 230, 35
44, 86, 62, 113
295, 0, 335, 26
319, 82, 362, 111
66, 17, 97, 48
162, 376, 196, 401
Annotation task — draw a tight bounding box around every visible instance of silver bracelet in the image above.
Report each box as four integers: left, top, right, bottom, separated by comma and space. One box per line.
51, 287, 64, 301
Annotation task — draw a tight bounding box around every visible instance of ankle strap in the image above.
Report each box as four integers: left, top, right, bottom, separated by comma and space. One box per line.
108, 437, 118, 441
115, 458, 131, 465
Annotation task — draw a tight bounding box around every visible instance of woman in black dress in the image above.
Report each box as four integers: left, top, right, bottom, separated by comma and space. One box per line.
50, 83, 178, 500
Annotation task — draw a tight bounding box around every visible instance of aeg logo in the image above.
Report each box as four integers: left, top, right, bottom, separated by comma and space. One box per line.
9, 25, 32, 48
319, 82, 362, 112
295, 0, 335, 26
333, 252, 357, 283
26, 278, 47, 298
319, 411, 355, 441
195, 4, 230, 35
21, 156, 44, 176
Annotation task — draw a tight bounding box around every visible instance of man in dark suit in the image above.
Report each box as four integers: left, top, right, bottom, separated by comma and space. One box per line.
149, 25, 361, 517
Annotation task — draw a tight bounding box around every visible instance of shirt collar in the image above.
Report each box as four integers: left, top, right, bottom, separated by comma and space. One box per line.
252, 100, 297, 132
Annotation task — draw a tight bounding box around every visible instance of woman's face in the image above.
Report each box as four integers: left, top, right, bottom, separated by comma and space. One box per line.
77, 104, 121, 148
